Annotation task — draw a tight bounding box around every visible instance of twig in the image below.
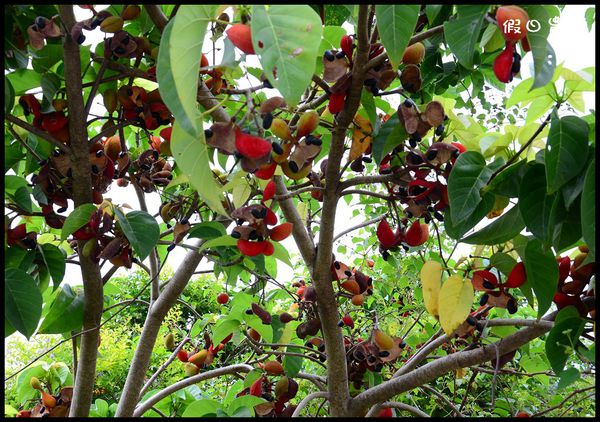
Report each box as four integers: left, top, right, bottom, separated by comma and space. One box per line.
291, 392, 329, 417
531, 386, 595, 417
367, 401, 430, 418
421, 384, 464, 417
333, 214, 386, 242
138, 337, 191, 399
5, 114, 70, 153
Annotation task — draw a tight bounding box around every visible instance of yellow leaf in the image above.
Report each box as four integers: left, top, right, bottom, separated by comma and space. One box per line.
438, 275, 474, 336
350, 114, 373, 161
455, 367, 467, 379
421, 260, 443, 318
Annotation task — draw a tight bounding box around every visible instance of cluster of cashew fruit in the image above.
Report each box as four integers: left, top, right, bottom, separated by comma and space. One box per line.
240, 363, 299, 417
373, 101, 466, 259
553, 245, 595, 317
493, 5, 531, 83
17, 378, 72, 418
19, 94, 70, 144
473, 262, 527, 314
169, 331, 229, 377
229, 179, 293, 257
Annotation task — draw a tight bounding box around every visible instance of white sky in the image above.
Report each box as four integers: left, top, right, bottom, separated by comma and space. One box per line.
56, 5, 595, 288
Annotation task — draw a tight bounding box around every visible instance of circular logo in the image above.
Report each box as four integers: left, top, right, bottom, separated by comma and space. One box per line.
548, 16, 561, 27
526, 19, 541, 33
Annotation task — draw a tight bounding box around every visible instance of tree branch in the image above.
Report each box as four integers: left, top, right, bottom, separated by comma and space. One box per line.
144, 5, 168, 32
138, 337, 191, 399
349, 311, 561, 415
366, 401, 430, 418
59, 5, 104, 417
5, 114, 71, 154
274, 176, 315, 269
133, 364, 253, 417
291, 392, 329, 417
333, 214, 386, 243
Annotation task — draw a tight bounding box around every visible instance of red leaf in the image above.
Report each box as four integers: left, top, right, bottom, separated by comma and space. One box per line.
377, 219, 397, 249
472, 270, 499, 291
254, 161, 277, 180
404, 220, 429, 247
328, 92, 345, 114
264, 208, 278, 226
263, 240, 274, 256
226, 24, 255, 54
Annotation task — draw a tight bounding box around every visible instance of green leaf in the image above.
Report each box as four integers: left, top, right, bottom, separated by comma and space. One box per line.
545, 307, 585, 374
487, 159, 527, 198
244, 314, 273, 343
461, 205, 525, 245
372, 114, 407, 164
580, 159, 595, 258
375, 5, 420, 69
283, 346, 303, 377
489, 252, 517, 277
182, 399, 222, 417
448, 151, 495, 224
5, 268, 43, 339
6, 69, 42, 95
270, 241, 293, 268
5, 77, 15, 115
227, 395, 266, 416
545, 114, 589, 194
38, 285, 84, 334
171, 120, 227, 216
518, 164, 555, 244
444, 194, 494, 240
61, 204, 97, 240
212, 318, 240, 345
8, 186, 33, 213
548, 193, 582, 253
114, 209, 160, 261
188, 222, 227, 240
523, 238, 559, 319
37, 243, 66, 290
443, 5, 488, 69
157, 5, 218, 137
523, 6, 556, 89
16, 362, 48, 404
557, 367, 580, 390
585, 7, 595, 32
198, 234, 238, 253
251, 5, 323, 106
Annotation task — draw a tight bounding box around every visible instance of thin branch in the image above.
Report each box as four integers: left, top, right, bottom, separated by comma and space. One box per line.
143, 5, 168, 32
532, 386, 595, 417
365, 25, 445, 71
133, 364, 253, 417
339, 188, 391, 201
138, 337, 191, 399
367, 401, 430, 418
486, 109, 555, 185
274, 186, 324, 201
6, 114, 71, 153
6, 123, 43, 161
83, 59, 107, 117
291, 392, 329, 417
333, 214, 386, 242
420, 384, 464, 417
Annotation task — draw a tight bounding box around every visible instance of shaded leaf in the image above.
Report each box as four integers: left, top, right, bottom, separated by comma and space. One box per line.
375, 5, 420, 69
523, 238, 559, 319
5, 268, 43, 339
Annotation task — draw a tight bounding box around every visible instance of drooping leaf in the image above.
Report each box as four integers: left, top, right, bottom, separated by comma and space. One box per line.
557, 367, 580, 390
438, 275, 474, 336
198, 235, 238, 253
38, 285, 84, 334
212, 318, 241, 345
114, 209, 160, 261
375, 5, 420, 69
545, 307, 585, 375
545, 113, 589, 194
157, 5, 218, 137
5, 268, 43, 339
182, 399, 222, 417
37, 243, 66, 290
5, 77, 15, 115
489, 252, 518, 277
270, 241, 293, 268
61, 203, 97, 240
443, 5, 488, 69
244, 314, 273, 343
580, 159, 595, 258
283, 346, 303, 377
448, 151, 495, 224
171, 120, 227, 216
523, 6, 557, 90
420, 260, 443, 318
372, 114, 407, 164
444, 193, 495, 240
523, 238, 559, 319
461, 204, 525, 245
251, 5, 323, 106
188, 222, 227, 240
518, 163, 555, 245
